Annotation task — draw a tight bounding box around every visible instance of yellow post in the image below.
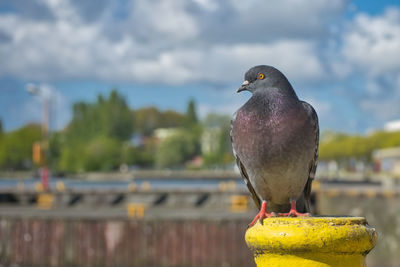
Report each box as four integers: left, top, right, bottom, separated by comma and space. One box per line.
245, 217, 377, 267
37, 193, 54, 209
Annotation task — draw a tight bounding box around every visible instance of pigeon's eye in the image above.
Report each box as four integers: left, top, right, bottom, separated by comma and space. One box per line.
258, 73, 265, 80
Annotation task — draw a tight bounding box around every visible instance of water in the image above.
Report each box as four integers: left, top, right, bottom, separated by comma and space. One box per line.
0, 177, 246, 191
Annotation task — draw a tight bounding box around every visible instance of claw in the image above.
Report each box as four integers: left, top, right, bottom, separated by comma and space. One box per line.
279, 200, 310, 217
248, 201, 275, 227
280, 211, 310, 217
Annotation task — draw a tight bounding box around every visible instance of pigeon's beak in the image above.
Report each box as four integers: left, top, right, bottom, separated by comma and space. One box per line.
237, 80, 250, 93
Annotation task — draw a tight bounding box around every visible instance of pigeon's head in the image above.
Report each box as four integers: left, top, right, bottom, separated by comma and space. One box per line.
237, 65, 291, 94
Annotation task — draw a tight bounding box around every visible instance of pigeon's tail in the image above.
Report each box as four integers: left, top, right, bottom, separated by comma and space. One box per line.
297, 194, 309, 213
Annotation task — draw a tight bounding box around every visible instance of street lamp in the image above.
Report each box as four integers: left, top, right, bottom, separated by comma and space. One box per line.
26, 83, 39, 94
26, 84, 50, 190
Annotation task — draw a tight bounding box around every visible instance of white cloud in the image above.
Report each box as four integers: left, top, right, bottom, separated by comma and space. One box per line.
0, 0, 345, 85
202, 0, 347, 42
130, 0, 199, 42
216, 41, 325, 82
5, 0, 400, 132
192, 0, 218, 11
342, 7, 400, 77
338, 8, 400, 124
127, 40, 325, 84
361, 98, 400, 122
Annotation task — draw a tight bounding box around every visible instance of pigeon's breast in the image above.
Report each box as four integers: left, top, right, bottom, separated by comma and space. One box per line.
233, 106, 310, 162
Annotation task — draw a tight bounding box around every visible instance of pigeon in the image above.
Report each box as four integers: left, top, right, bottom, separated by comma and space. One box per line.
230, 65, 319, 227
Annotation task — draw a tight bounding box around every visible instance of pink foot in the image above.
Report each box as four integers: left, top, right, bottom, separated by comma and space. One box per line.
248, 201, 275, 227
279, 200, 310, 217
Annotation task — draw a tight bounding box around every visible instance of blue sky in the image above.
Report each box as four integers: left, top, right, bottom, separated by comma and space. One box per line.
0, 0, 399, 133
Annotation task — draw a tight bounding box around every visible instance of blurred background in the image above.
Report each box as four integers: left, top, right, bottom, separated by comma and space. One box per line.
0, 0, 399, 266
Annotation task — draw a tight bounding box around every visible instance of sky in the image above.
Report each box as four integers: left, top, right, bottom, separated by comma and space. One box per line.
0, 0, 399, 133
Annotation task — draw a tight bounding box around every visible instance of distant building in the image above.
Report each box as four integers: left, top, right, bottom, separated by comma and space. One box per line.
384, 120, 400, 132
153, 128, 179, 142
373, 146, 400, 175
201, 127, 221, 154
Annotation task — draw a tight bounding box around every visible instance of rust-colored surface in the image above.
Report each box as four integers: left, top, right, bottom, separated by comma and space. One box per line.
0, 218, 255, 267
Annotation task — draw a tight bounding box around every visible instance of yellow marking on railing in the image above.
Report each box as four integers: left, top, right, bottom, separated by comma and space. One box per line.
326, 189, 340, 197
219, 181, 227, 191
231, 195, 248, 212
127, 203, 136, 218
35, 182, 44, 192
382, 190, 395, 198
37, 193, 53, 209
128, 182, 137, 192
56, 181, 65, 192
228, 181, 237, 190
365, 189, 377, 198
312, 181, 320, 190
345, 190, 360, 197
141, 181, 151, 191
136, 205, 145, 218
126, 203, 146, 219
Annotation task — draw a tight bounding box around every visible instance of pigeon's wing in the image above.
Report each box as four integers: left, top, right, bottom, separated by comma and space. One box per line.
236, 156, 261, 210
230, 113, 261, 210
301, 101, 319, 213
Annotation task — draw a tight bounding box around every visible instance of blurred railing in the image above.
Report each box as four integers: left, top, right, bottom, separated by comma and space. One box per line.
0, 178, 399, 266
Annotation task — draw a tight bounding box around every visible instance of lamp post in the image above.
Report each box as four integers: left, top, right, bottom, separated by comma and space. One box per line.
27, 84, 50, 190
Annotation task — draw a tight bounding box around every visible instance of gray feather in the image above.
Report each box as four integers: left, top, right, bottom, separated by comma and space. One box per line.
231, 114, 261, 210
300, 101, 319, 212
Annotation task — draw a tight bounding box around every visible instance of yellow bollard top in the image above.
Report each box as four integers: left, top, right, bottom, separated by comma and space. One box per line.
245, 217, 377, 267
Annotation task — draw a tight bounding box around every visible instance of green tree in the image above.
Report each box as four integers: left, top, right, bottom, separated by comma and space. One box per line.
102, 90, 134, 140
202, 113, 234, 167
203, 113, 230, 128
319, 130, 400, 162
155, 130, 197, 169
133, 138, 157, 167
133, 107, 184, 136
134, 107, 162, 136
183, 99, 198, 128
58, 90, 134, 172
83, 136, 121, 171
0, 124, 42, 170
66, 90, 133, 142
160, 110, 184, 128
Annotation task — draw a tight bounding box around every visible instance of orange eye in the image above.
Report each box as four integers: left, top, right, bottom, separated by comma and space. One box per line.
258, 73, 265, 80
